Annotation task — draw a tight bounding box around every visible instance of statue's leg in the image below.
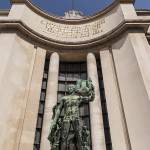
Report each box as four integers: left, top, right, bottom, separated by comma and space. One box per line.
67, 121, 77, 150
61, 121, 70, 150
50, 128, 61, 150
73, 119, 83, 150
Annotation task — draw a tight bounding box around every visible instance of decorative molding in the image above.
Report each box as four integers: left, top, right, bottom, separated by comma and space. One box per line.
0, 19, 149, 48
0, 10, 9, 16
10, 0, 119, 24
119, 0, 135, 3
11, 0, 26, 3
4, 0, 149, 49
136, 10, 150, 16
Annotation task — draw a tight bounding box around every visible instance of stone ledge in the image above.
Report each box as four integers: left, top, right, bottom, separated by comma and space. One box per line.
0, 19, 149, 49
11, 0, 135, 4
11, 0, 29, 3
119, 0, 135, 3
0, 10, 9, 16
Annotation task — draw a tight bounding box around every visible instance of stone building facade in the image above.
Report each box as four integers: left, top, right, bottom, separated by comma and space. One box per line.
0, 0, 150, 150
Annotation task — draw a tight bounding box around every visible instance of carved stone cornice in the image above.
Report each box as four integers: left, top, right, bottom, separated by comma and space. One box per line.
119, 0, 135, 3
10, 0, 119, 24
11, 0, 28, 3
5, 0, 148, 50
0, 10, 9, 16
11, 0, 135, 4
9, 0, 137, 26
0, 19, 149, 49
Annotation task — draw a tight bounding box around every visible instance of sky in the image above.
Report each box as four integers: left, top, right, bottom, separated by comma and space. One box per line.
0, 0, 150, 16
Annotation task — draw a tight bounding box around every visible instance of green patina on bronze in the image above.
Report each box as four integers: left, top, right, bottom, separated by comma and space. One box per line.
48, 79, 95, 150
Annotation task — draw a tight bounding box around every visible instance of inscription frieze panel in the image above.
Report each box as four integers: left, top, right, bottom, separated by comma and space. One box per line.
39, 18, 106, 42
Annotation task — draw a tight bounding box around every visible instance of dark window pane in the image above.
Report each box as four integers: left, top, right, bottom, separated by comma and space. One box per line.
34, 58, 48, 149
99, 80, 104, 89
101, 102, 107, 114
37, 117, 42, 129
58, 83, 66, 92
81, 73, 87, 80
43, 73, 48, 79
57, 62, 91, 149
40, 92, 45, 101
73, 73, 80, 81
66, 73, 74, 81
34, 131, 41, 144
39, 103, 44, 114
59, 73, 66, 81
42, 81, 47, 89
81, 63, 87, 72
60, 63, 66, 72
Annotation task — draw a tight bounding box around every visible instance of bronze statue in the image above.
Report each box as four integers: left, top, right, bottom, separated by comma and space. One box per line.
48, 79, 95, 150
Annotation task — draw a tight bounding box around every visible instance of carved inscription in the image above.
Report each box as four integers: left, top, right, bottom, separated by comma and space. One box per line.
40, 18, 105, 39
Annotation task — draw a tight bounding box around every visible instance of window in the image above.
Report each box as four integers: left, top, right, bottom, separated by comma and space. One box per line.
97, 59, 112, 150
33, 58, 49, 150
57, 62, 91, 149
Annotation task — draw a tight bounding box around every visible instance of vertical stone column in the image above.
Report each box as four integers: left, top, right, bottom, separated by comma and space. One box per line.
19, 47, 46, 150
40, 52, 59, 150
100, 50, 129, 150
112, 33, 150, 150
129, 33, 150, 100
0, 33, 38, 150
87, 53, 106, 150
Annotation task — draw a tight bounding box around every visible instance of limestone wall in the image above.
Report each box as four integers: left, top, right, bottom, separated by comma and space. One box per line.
0, 33, 46, 150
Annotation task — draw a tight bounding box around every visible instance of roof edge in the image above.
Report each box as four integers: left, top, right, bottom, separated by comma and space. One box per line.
119, 0, 135, 3
10, 0, 136, 24
11, 0, 27, 3
11, 0, 135, 4
0, 10, 10, 16
10, 0, 120, 24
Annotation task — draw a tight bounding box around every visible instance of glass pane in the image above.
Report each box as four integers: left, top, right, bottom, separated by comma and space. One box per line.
34, 131, 40, 144
59, 73, 66, 81
42, 81, 47, 89
58, 83, 66, 92
72, 63, 80, 72
60, 63, 66, 72
81, 63, 87, 72
39, 103, 44, 114
43, 73, 48, 79
102, 102, 107, 114
105, 129, 111, 144
40, 92, 45, 101
73, 73, 80, 81
80, 73, 87, 80
99, 80, 104, 89
66, 73, 74, 81
37, 117, 42, 129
